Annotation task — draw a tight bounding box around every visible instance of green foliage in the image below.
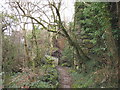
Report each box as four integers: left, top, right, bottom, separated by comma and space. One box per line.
27, 25, 51, 67
2, 35, 23, 73
4, 65, 59, 88
69, 69, 94, 88
69, 66, 117, 88
45, 55, 56, 64
74, 2, 110, 55
31, 65, 59, 88
61, 63, 70, 67
112, 28, 120, 40
2, 1, 119, 89
61, 45, 74, 67
30, 80, 51, 88
4, 72, 28, 88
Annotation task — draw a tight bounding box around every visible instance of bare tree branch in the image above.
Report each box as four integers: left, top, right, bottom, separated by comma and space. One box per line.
16, 2, 26, 15
26, 15, 65, 37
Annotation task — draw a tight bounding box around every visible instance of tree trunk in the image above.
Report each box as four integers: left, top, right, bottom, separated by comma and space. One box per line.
104, 20, 119, 67
31, 20, 39, 58
65, 35, 90, 64
0, 14, 3, 89
23, 23, 30, 67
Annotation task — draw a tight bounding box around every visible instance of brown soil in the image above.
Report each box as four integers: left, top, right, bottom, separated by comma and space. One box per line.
56, 66, 72, 88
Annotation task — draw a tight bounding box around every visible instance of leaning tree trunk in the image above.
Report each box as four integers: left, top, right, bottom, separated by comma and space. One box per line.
0, 14, 3, 89
60, 23, 90, 64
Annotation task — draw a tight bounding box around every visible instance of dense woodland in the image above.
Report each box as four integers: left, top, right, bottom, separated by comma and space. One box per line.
0, 0, 120, 88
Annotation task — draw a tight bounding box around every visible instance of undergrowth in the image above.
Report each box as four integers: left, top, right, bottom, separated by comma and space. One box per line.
69, 69, 95, 88
4, 65, 59, 88
69, 60, 118, 88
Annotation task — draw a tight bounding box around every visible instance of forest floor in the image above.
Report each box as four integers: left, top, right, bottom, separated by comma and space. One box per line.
56, 66, 72, 88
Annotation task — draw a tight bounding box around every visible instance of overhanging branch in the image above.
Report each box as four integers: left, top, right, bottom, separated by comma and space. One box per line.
16, 1, 66, 37
26, 15, 65, 37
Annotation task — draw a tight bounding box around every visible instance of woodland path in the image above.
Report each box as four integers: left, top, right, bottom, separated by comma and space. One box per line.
56, 66, 72, 88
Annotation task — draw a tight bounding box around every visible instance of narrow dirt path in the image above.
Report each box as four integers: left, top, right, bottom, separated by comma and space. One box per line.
56, 66, 72, 88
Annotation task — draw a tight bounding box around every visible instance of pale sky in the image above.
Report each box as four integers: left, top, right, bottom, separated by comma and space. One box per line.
61, 0, 75, 22
0, 0, 75, 31
0, 0, 75, 22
